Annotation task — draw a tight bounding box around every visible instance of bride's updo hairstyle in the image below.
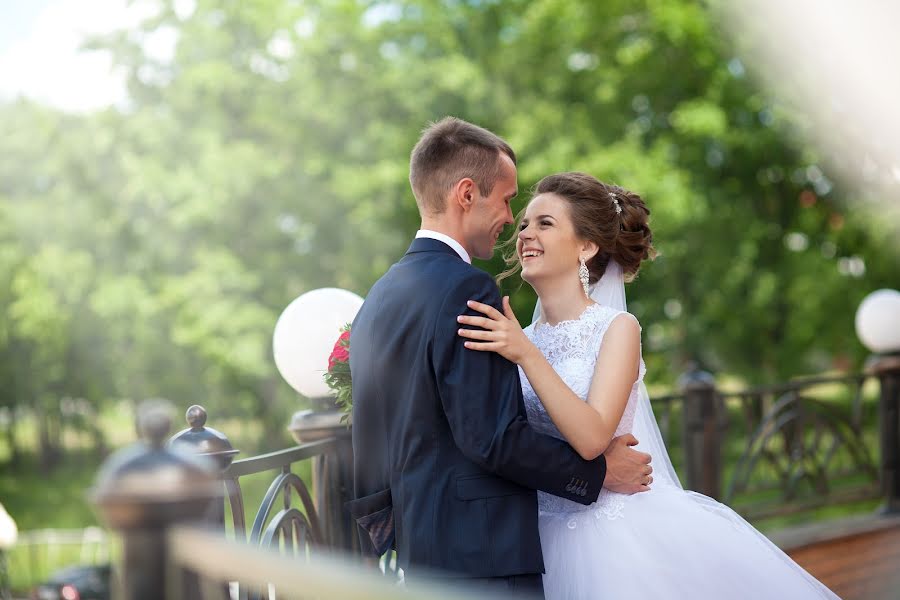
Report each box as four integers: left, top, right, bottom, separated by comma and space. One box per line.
499, 172, 655, 285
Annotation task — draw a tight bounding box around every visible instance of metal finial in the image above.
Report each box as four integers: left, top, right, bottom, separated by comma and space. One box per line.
136, 400, 173, 448
168, 404, 239, 469
186, 405, 207, 430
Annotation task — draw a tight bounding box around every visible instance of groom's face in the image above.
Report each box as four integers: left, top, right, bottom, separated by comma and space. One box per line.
467, 152, 518, 260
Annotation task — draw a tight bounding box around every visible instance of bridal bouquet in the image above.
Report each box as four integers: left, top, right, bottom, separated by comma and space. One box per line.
324, 324, 352, 422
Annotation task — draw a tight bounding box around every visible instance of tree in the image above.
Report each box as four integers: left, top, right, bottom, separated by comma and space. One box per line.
0, 0, 896, 468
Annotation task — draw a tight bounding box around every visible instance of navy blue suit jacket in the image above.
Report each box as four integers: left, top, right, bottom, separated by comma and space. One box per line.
348, 237, 606, 578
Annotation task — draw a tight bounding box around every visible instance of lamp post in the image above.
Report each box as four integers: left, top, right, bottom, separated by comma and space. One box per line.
855, 289, 900, 514
272, 288, 363, 551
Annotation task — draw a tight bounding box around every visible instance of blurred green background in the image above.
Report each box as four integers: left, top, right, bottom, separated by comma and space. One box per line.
0, 1, 897, 586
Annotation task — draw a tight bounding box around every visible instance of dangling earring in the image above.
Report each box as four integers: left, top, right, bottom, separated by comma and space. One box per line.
579, 257, 590, 297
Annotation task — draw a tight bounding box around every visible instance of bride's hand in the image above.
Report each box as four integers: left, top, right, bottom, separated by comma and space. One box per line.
457, 297, 538, 365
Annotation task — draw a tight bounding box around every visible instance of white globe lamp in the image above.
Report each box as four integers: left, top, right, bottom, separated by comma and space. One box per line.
273, 288, 363, 398
273, 288, 363, 442
855, 289, 900, 354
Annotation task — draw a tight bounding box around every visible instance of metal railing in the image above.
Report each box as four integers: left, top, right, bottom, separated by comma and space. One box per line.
90, 353, 900, 599
220, 439, 339, 600
650, 355, 899, 520
224, 439, 337, 552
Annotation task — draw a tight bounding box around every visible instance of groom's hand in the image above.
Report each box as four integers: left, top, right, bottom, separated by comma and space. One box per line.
602, 434, 653, 494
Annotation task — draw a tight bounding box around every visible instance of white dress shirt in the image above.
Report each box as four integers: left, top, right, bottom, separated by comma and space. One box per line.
415, 230, 472, 264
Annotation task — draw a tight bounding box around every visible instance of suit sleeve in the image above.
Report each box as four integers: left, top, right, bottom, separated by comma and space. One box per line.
433, 270, 606, 504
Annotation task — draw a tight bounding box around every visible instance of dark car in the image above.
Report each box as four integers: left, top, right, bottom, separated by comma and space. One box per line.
31, 564, 111, 600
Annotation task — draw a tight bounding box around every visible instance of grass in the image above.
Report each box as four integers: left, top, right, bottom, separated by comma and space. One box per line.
5, 527, 114, 592
1, 451, 104, 531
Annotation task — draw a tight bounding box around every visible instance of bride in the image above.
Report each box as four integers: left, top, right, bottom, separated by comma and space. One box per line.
457, 172, 838, 599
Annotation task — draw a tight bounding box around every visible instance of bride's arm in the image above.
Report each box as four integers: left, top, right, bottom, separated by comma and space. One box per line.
518, 314, 640, 460
458, 298, 641, 460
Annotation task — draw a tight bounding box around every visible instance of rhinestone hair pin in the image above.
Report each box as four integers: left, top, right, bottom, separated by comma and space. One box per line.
610, 193, 623, 214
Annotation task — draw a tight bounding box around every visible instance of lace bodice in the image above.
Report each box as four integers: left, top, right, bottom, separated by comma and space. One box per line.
520, 303, 646, 518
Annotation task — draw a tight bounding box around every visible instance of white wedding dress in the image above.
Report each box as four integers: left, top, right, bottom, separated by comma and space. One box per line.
521, 302, 839, 599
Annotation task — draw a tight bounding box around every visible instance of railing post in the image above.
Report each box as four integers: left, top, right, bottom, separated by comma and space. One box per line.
289, 397, 356, 553
168, 405, 240, 525
91, 400, 222, 600
679, 366, 722, 499
167, 406, 238, 598
870, 353, 900, 514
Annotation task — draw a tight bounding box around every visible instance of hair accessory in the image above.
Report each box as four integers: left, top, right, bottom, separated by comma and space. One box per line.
611, 193, 623, 215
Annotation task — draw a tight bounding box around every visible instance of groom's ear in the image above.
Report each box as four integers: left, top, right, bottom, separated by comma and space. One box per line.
452, 178, 477, 212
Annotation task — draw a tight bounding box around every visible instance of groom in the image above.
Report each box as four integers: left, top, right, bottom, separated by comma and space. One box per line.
348, 117, 651, 596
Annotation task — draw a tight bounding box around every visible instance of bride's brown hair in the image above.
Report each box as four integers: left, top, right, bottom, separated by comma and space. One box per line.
497, 172, 656, 286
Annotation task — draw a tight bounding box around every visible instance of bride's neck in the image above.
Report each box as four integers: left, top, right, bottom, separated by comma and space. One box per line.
532, 276, 594, 325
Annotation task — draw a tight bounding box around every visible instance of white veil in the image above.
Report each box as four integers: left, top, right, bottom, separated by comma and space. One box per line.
532, 261, 682, 489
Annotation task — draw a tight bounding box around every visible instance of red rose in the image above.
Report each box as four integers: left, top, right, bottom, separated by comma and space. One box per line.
324, 324, 353, 423
328, 330, 351, 370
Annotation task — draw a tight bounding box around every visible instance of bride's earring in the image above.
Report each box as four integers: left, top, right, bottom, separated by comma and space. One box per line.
579, 257, 590, 297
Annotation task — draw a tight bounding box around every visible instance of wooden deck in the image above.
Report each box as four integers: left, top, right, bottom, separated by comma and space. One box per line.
774, 514, 900, 599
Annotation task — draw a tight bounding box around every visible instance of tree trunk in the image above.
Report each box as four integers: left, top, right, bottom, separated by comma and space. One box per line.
38, 413, 54, 473
38, 398, 62, 472
92, 420, 108, 458
2, 419, 18, 467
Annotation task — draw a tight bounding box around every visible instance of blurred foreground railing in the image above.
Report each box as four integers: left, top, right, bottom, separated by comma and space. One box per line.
166, 526, 502, 600
651, 354, 900, 521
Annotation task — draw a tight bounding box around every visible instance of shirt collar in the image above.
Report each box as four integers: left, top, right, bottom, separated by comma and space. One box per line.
415, 230, 471, 264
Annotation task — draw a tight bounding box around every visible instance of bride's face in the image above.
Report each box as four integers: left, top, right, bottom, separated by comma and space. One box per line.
517, 193, 584, 285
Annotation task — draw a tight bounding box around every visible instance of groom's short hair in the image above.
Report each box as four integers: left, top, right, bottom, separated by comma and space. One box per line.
410, 117, 516, 215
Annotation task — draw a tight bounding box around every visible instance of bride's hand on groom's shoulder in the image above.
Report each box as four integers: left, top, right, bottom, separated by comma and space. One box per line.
457, 297, 539, 365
